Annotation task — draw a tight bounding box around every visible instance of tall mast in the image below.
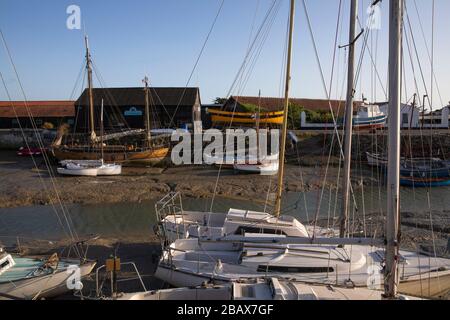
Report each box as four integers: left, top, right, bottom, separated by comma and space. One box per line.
143, 76, 152, 147
385, 0, 403, 299
100, 99, 104, 162
340, 0, 358, 238
256, 90, 261, 161
85, 36, 96, 144
275, 0, 295, 217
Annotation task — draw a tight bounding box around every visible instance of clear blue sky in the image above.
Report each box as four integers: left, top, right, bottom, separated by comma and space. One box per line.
1, 0, 449, 107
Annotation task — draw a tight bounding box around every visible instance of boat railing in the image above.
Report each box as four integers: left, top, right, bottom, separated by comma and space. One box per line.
155, 192, 185, 242
84, 261, 147, 299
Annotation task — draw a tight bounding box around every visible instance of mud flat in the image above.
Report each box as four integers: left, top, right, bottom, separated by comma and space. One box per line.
0, 150, 356, 209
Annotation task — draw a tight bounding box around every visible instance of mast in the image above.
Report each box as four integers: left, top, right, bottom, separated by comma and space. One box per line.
340, 0, 358, 238
100, 99, 104, 162
143, 76, 152, 147
274, 0, 295, 217
256, 90, 261, 162
85, 36, 96, 144
385, 0, 403, 299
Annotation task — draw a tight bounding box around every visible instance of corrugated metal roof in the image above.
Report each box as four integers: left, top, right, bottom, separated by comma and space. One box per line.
0, 101, 75, 118
75, 87, 200, 107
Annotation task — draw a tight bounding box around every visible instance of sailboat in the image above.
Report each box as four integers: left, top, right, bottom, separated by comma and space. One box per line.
117, 277, 419, 301
51, 37, 170, 166
0, 247, 96, 300
57, 100, 122, 176
153, 0, 450, 299
233, 91, 279, 176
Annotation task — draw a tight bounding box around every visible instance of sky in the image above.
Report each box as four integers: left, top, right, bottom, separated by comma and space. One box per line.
0, 0, 449, 108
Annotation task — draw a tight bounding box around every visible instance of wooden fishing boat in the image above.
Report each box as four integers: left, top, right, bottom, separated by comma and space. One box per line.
353, 104, 387, 130
51, 38, 170, 166
208, 109, 284, 125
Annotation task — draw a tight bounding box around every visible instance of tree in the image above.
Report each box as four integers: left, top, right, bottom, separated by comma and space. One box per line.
213, 97, 228, 105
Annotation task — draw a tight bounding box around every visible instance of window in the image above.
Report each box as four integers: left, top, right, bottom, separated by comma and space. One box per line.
257, 265, 334, 273
402, 113, 409, 125
36, 119, 43, 126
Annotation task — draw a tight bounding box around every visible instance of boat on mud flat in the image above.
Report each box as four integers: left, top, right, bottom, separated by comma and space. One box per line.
57, 162, 99, 176
353, 104, 387, 130
57, 161, 122, 176
17, 147, 46, 157
0, 248, 96, 300
400, 176, 450, 187
233, 160, 279, 175
51, 36, 170, 166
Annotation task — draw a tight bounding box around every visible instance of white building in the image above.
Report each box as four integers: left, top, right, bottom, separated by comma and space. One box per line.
378, 102, 421, 129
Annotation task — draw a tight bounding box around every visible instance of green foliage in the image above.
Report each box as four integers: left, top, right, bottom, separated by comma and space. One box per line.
287, 103, 335, 129
213, 97, 227, 105
240, 103, 267, 113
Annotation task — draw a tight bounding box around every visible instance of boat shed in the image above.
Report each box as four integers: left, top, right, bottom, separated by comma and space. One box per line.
74, 87, 202, 132
0, 101, 75, 129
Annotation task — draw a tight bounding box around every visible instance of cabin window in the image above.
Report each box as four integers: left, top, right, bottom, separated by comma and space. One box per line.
0, 259, 10, 269
235, 226, 287, 236
35, 119, 43, 126
257, 265, 334, 273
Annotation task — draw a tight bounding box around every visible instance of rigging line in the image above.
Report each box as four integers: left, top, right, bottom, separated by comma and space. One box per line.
412, 0, 444, 107
354, 9, 386, 100
72, 68, 87, 141
0, 30, 82, 255
0, 71, 72, 243
209, 0, 281, 212
168, 0, 225, 128
353, 14, 388, 99
69, 59, 86, 101
229, 0, 281, 99
91, 61, 131, 132
224, 0, 279, 99
404, 6, 432, 111
310, 0, 343, 229
301, 0, 359, 215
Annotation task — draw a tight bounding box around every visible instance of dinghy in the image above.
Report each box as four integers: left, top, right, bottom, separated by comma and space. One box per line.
0, 248, 96, 300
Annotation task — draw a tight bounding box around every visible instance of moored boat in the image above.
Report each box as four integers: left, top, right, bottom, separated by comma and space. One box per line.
353, 104, 386, 130
0, 248, 96, 300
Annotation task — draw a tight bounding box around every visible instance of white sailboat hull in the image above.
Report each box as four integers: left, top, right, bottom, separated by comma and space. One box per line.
155, 239, 450, 291
57, 167, 98, 176
97, 164, 122, 176
233, 161, 279, 175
